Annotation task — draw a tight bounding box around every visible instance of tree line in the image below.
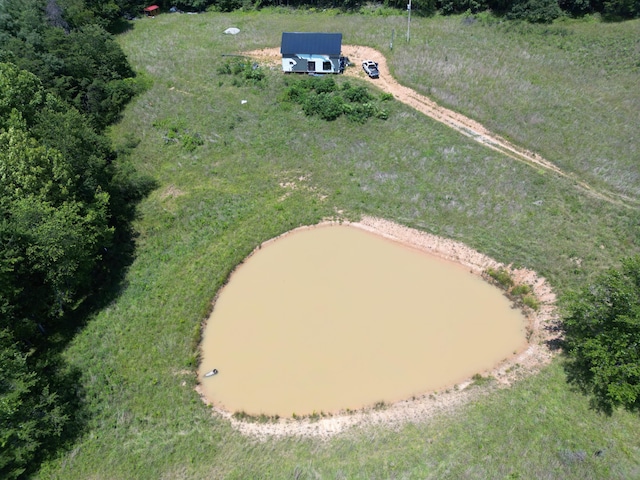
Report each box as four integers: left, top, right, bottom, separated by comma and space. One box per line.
107, 0, 639, 22
12, 0, 632, 25
1, 1, 153, 477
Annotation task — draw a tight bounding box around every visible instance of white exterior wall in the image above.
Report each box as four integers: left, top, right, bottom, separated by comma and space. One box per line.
281, 54, 338, 73
282, 58, 297, 72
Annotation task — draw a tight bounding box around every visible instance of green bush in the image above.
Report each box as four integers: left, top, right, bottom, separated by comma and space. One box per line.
243, 63, 265, 82
376, 109, 389, 120
302, 92, 345, 121
511, 284, 532, 296
216, 62, 233, 75
284, 77, 389, 123
344, 102, 376, 123
342, 83, 373, 103
281, 83, 308, 102
313, 76, 338, 94
182, 132, 204, 152
563, 255, 640, 413
153, 118, 204, 151
217, 59, 265, 84
486, 267, 514, 289
522, 294, 540, 310
507, 0, 564, 23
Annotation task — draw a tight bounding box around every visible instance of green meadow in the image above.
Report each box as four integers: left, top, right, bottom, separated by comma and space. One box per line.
38, 11, 640, 479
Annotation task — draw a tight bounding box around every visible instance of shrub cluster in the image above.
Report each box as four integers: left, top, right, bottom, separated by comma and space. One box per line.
484, 267, 540, 310
217, 58, 266, 85
486, 267, 515, 289
282, 77, 389, 124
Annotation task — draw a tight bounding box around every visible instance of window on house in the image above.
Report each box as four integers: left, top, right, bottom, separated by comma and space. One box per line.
323, 61, 332, 71
307, 61, 316, 72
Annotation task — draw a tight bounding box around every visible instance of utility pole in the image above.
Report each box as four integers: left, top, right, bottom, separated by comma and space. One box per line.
407, 0, 411, 43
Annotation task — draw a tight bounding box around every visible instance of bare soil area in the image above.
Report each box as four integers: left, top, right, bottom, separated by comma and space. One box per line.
196, 216, 560, 440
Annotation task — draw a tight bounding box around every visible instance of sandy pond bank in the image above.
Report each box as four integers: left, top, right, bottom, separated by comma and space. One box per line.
196, 216, 560, 440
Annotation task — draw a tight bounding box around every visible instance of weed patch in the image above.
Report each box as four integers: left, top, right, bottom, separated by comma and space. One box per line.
217, 58, 266, 85
484, 268, 541, 311
152, 118, 204, 152
373, 400, 388, 410
486, 267, 515, 289
232, 411, 280, 423
470, 373, 495, 387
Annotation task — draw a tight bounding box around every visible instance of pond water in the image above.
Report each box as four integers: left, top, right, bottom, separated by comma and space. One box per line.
198, 224, 527, 417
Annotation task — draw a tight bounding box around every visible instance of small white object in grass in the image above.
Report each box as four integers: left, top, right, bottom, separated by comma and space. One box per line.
241, 100, 247, 104
224, 27, 240, 35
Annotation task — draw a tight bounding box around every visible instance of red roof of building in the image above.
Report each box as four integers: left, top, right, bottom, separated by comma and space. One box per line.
144, 5, 160, 11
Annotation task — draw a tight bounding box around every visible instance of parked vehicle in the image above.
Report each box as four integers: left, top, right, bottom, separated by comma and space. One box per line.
362, 60, 379, 78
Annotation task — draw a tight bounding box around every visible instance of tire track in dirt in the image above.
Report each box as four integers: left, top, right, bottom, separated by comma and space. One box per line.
245, 46, 636, 208
343, 46, 564, 173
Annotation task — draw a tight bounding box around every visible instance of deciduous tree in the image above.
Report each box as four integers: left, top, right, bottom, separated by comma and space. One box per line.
0, 329, 67, 480
563, 256, 640, 413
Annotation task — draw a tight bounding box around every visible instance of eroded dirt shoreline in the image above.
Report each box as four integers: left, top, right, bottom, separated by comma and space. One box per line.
196, 216, 560, 439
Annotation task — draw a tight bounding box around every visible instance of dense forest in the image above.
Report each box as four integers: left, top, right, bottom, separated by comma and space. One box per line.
0, 1, 153, 477
110, 0, 638, 22
4, 0, 632, 26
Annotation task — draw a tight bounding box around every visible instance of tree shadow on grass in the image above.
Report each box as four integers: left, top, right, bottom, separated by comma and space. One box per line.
544, 320, 564, 352
108, 18, 135, 36
18, 168, 158, 478
562, 358, 616, 417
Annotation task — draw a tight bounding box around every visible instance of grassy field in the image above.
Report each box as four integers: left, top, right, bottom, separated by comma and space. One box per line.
37, 10, 640, 479
393, 15, 640, 199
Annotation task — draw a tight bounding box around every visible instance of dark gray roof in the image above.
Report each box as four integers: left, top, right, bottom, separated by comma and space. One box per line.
280, 32, 342, 55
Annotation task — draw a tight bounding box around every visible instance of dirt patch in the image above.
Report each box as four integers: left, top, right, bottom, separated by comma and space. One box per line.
196, 215, 560, 440
159, 184, 185, 200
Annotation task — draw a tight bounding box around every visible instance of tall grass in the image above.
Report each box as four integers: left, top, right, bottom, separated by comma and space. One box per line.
37, 11, 640, 479
390, 16, 640, 198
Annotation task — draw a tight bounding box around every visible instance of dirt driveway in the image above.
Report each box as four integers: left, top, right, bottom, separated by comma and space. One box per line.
247, 46, 561, 172
245, 45, 631, 207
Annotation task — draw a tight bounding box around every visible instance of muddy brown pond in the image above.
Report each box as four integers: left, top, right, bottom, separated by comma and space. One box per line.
199, 224, 527, 417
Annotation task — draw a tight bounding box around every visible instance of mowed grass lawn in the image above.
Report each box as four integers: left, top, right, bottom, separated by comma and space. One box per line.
38, 11, 640, 479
